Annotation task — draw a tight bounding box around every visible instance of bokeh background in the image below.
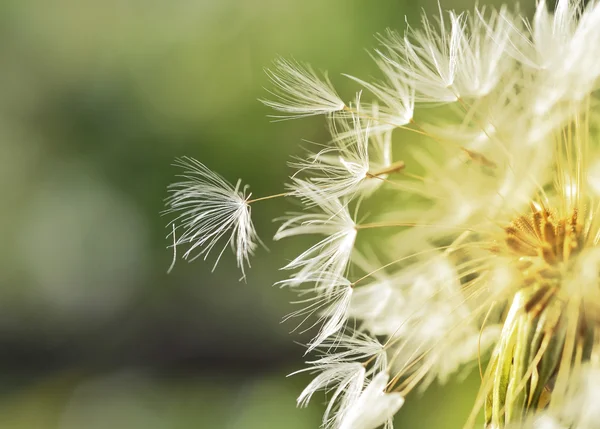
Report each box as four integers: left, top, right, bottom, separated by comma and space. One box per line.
0, 0, 535, 428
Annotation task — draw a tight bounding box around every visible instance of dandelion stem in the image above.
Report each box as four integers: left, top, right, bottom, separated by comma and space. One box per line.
246, 192, 292, 204
367, 160, 406, 177
355, 221, 479, 232
167, 223, 177, 274
341, 105, 430, 137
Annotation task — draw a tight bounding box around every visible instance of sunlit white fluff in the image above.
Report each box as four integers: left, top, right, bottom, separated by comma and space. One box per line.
291, 114, 370, 199
338, 372, 405, 429
295, 334, 388, 413
296, 362, 364, 409
524, 365, 600, 429
261, 58, 346, 118
377, 6, 465, 102
307, 333, 388, 371
510, 1, 600, 112
275, 181, 356, 289
347, 275, 400, 332
453, 5, 515, 98
362, 126, 395, 197
531, 416, 567, 429
307, 284, 353, 351
512, 0, 583, 69
424, 323, 501, 386
282, 274, 354, 352
291, 111, 398, 200
351, 255, 499, 385
344, 63, 415, 128
346, 252, 408, 336
294, 334, 388, 401
165, 157, 258, 278
556, 365, 600, 428
377, 4, 518, 102
297, 362, 366, 429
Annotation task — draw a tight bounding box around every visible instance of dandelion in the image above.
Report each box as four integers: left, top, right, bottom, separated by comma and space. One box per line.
166, 1, 600, 428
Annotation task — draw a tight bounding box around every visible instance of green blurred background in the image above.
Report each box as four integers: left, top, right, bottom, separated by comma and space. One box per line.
0, 0, 532, 428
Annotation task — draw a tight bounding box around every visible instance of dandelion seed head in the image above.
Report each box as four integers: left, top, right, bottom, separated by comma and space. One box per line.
168, 1, 600, 427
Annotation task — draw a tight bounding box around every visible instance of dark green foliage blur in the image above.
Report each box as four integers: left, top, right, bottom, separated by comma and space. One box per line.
0, 0, 527, 427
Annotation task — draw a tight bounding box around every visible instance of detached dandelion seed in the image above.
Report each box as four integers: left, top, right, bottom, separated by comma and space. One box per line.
164, 157, 259, 279
165, 1, 600, 428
